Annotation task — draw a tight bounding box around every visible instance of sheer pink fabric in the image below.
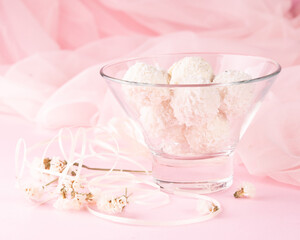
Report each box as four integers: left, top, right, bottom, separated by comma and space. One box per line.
0, 0, 299, 186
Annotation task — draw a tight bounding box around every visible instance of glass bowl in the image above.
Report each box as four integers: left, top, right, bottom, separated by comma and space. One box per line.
100, 53, 281, 193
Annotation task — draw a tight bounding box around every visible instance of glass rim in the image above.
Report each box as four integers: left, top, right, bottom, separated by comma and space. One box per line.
100, 52, 281, 88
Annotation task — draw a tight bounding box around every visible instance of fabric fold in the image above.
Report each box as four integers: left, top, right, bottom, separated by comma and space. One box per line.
0, 0, 299, 186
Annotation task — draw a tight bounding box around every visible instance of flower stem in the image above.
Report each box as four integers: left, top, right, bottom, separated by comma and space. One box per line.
44, 178, 58, 187
73, 163, 150, 174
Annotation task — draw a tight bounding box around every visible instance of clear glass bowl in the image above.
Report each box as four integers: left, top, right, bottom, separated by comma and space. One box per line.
100, 53, 281, 193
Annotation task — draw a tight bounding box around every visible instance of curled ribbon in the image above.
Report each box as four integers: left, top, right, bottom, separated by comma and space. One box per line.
15, 121, 222, 226
87, 190, 221, 226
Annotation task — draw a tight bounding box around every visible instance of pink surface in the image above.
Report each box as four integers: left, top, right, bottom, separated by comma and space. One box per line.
0, 0, 300, 238
0, 114, 299, 239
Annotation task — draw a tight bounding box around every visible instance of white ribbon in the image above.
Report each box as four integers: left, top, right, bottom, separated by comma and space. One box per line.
15, 123, 222, 226
87, 191, 221, 226
87, 173, 221, 226
15, 138, 27, 181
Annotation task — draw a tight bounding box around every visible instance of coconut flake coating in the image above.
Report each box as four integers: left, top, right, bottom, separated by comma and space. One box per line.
139, 101, 188, 154
170, 87, 221, 126
213, 70, 254, 118
168, 57, 213, 84
168, 56, 219, 126
184, 115, 230, 153
139, 101, 175, 138
123, 62, 170, 108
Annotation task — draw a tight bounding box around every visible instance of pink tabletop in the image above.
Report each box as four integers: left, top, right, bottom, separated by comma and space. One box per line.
0, 114, 299, 240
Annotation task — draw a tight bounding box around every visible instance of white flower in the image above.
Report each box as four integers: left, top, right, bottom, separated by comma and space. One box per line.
30, 156, 68, 183
54, 178, 93, 210
22, 182, 44, 201
30, 157, 54, 182
197, 200, 219, 214
234, 182, 256, 198
96, 195, 128, 214
242, 182, 256, 197
49, 156, 67, 174
53, 197, 81, 210
58, 178, 87, 197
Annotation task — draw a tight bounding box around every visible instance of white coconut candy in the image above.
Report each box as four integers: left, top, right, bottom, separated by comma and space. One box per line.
123, 62, 170, 108
213, 70, 254, 118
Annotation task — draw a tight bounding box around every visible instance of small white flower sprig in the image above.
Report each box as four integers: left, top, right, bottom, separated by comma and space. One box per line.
96, 189, 129, 214
15, 123, 222, 226
233, 182, 256, 198
15, 126, 149, 212
197, 200, 219, 214
54, 177, 94, 210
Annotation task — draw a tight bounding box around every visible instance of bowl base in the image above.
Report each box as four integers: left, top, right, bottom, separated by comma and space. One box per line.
152, 154, 234, 194
155, 177, 233, 194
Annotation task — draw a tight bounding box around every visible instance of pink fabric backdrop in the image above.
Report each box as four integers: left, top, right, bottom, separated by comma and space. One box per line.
0, 0, 300, 186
